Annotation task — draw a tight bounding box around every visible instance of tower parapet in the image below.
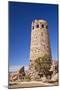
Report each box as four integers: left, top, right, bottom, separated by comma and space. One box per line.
32, 19, 48, 31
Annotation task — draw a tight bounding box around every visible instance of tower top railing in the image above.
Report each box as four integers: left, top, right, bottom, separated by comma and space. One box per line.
32, 19, 48, 30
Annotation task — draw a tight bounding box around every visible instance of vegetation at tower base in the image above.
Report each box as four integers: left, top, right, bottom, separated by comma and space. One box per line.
24, 75, 31, 81
35, 54, 52, 79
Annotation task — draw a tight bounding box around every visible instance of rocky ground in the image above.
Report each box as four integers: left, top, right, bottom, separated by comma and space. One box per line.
8, 80, 58, 89
9, 60, 59, 88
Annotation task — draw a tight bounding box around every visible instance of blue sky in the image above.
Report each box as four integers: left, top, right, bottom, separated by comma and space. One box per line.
9, 2, 58, 71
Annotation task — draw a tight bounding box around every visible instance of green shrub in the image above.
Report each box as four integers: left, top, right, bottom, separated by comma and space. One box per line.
24, 75, 31, 81
35, 54, 52, 75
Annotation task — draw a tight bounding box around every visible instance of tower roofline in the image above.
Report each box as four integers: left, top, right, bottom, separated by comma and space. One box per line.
32, 19, 48, 24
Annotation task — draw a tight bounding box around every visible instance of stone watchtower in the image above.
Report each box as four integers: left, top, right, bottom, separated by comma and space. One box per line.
29, 19, 52, 80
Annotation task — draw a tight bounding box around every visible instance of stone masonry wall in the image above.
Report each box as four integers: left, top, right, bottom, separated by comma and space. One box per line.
29, 19, 52, 80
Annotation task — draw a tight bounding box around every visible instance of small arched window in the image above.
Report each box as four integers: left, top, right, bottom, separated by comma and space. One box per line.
32, 26, 34, 29
46, 25, 48, 29
36, 24, 39, 28
41, 24, 44, 28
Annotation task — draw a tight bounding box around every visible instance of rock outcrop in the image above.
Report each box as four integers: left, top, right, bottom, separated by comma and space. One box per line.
9, 66, 25, 81
18, 66, 25, 80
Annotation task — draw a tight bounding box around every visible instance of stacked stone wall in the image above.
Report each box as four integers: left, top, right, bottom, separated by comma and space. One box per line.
29, 19, 52, 80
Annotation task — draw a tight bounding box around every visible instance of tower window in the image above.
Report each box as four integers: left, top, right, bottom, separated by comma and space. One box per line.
41, 24, 44, 28
36, 24, 39, 28
32, 26, 34, 29
46, 25, 48, 29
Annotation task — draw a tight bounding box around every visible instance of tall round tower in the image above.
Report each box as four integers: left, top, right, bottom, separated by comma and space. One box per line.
29, 19, 52, 80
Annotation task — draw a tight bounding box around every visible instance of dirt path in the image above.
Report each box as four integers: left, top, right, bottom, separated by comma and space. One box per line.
9, 81, 58, 89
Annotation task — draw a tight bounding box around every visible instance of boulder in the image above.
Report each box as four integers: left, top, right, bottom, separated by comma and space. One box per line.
41, 75, 47, 82
51, 73, 58, 82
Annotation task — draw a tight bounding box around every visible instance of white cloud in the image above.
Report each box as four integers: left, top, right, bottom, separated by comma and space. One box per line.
9, 65, 22, 72
25, 65, 29, 71
9, 65, 29, 72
